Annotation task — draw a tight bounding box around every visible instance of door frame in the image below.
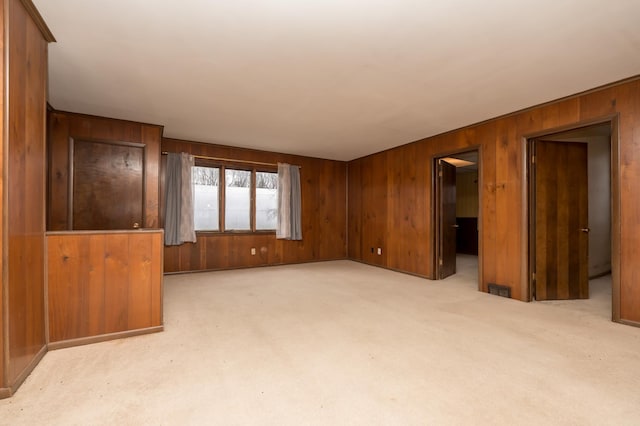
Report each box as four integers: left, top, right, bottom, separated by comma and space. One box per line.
432, 146, 482, 291
523, 116, 620, 321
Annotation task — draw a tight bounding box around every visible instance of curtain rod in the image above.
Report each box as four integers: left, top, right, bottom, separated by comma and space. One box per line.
161, 151, 300, 168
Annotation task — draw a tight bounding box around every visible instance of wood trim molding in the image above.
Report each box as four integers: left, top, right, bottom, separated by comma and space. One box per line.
2, 0, 10, 392
522, 115, 621, 313
349, 258, 430, 280
17, 0, 55, 42
431, 146, 483, 285
0, 386, 11, 399
611, 116, 621, 323
52, 109, 164, 131
619, 319, 640, 329
47, 326, 164, 351
7, 344, 47, 396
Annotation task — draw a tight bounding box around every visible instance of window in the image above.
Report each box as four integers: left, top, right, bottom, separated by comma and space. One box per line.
256, 171, 278, 230
225, 169, 251, 230
192, 163, 277, 232
192, 166, 219, 231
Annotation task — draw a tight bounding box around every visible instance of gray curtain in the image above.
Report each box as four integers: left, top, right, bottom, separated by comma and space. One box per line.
276, 163, 302, 240
164, 153, 196, 245
290, 165, 302, 240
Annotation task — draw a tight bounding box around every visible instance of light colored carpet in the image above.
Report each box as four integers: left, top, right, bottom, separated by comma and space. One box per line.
1, 257, 639, 425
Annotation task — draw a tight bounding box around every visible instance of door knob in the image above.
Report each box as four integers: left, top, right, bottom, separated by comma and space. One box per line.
580, 228, 590, 233
133, 222, 140, 229
452, 224, 460, 228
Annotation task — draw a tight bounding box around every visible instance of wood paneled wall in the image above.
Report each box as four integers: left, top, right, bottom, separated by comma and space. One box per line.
0, 0, 5, 394
162, 138, 347, 273
348, 142, 428, 273
348, 77, 640, 325
457, 172, 479, 218
47, 230, 163, 345
47, 111, 163, 230
1, 0, 53, 397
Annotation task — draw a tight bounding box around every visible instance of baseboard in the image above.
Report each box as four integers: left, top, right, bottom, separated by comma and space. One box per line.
48, 325, 164, 351
618, 319, 640, 328
0, 387, 11, 399
163, 257, 349, 275
6, 344, 48, 398
348, 258, 431, 280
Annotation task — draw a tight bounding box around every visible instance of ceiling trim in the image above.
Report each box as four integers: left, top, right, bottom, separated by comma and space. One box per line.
18, 0, 56, 42
50, 108, 164, 131
360, 74, 640, 161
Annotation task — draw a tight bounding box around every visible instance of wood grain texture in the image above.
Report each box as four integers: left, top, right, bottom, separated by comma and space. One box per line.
161, 138, 347, 273
439, 160, 457, 279
612, 83, 640, 323
47, 231, 163, 343
534, 141, 589, 300
47, 111, 163, 230
3, 0, 48, 388
348, 77, 640, 323
0, 0, 5, 392
16, 0, 54, 42
347, 159, 362, 260
72, 139, 144, 230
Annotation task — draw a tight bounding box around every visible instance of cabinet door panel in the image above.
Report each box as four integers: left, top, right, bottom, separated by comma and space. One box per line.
72, 139, 144, 230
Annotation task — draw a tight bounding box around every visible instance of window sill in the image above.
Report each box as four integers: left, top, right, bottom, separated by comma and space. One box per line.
195, 230, 276, 237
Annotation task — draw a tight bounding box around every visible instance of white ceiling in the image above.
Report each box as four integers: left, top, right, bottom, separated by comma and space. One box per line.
34, 0, 640, 161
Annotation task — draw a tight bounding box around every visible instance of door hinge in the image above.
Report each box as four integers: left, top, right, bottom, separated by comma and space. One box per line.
532, 272, 536, 281
439, 258, 443, 266
531, 155, 535, 164
438, 170, 443, 177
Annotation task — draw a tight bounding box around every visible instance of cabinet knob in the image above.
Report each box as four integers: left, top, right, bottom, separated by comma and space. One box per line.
133, 222, 140, 229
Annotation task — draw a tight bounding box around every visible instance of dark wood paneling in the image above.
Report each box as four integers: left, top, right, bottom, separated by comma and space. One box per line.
47, 111, 163, 230
5, 0, 48, 387
47, 231, 163, 343
613, 83, 640, 323
439, 160, 457, 279
72, 140, 144, 230
347, 159, 362, 260
348, 78, 640, 323
0, 0, 6, 392
162, 138, 347, 273
535, 141, 589, 300
387, 145, 426, 274
360, 153, 387, 266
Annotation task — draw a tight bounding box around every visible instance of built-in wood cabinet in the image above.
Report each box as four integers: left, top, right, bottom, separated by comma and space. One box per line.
47, 230, 164, 347
47, 111, 163, 231
0, 0, 54, 399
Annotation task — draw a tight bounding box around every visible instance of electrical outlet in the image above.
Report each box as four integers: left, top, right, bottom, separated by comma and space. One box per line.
251, 248, 256, 255
377, 248, 382, 255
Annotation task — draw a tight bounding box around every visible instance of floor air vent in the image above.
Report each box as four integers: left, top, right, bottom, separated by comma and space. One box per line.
488, 283, 511, 298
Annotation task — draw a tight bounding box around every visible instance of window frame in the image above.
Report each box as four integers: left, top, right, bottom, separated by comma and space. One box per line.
193, 159, 277, 235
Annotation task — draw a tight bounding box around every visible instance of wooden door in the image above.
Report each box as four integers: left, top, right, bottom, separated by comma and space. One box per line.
72, 139, 145, 230
438, 159, 457, 279
533, 140, 589, 300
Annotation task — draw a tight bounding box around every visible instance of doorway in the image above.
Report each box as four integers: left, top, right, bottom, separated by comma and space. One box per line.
434, 149, 480, 285
527, 121, 618, 320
